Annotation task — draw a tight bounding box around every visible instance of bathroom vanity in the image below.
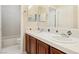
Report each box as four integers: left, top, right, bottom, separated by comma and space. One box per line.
24, 31, 79, 54
25, 33, 65, 54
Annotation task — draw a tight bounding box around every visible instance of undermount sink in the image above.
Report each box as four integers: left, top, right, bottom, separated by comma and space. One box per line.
39, 32, 59, 37
38, 32, 78, 44
51, 36, 78, 43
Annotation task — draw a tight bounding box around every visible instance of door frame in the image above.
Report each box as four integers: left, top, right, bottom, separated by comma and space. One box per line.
0, 5, 2, 52
20, 5, 26, 53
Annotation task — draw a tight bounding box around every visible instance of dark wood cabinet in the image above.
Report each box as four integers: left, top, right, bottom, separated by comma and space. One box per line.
37, 40, 49, 54
50, 46, 65, 54
25, 34, 30, 53
30, 36, 37, 54
25, 34, 66, 54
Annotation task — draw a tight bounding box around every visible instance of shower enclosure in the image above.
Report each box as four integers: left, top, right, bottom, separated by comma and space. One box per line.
0, 5, 22, 53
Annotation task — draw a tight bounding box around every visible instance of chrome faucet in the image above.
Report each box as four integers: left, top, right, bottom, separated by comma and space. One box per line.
61, 31, 72, 38
67, 30, 72, 37
37, 27, 40, 30
56, 30, 58, 33
40, 28, 44, 32
37, 27, 44, 32
60, 33, 69, 38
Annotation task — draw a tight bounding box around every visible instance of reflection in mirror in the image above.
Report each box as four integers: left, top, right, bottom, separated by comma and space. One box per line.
56, 5, 78, 29
27, 5, 79, 29
47, 5, 79, 29
48, 7, 56, 28
37, 6, 47, 22
28, 5, 38, 22
35, 14, 37, 21
27, 5, 47, 22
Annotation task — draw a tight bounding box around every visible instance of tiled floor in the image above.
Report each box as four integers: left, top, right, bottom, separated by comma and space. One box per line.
0, 45, 22, 54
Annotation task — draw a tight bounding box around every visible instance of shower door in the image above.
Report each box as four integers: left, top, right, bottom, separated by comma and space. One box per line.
2, 5, 21, 38
1, 5, 21, 48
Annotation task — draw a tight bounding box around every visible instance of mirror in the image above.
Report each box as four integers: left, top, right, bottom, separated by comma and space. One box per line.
27, 5, 79, 29
47, 7, 56, 27
56, 5, 78, 29
28, 6, 38, 22
37, 6, 47, 22
47, 5, 78, 29
27, 5, 47, 22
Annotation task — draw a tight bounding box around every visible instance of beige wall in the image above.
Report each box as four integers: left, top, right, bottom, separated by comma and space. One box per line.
77, 6, 79, 28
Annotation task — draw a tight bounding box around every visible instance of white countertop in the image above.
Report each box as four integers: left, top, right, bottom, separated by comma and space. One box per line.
26, 30, 79, 54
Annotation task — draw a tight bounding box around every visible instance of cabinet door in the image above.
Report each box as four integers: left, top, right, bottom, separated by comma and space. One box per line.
25, 34, 30, 53
50, 46, 65, 54
30, 36, 37, 54
37, 40, 49, 54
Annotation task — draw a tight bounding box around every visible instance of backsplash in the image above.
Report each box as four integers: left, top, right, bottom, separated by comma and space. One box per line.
25, 22, 79, 38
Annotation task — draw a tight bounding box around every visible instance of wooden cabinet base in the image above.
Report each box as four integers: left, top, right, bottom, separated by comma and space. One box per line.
50, 46, 65, 54
37, 40, 49, 54
25, 34, 66, 54
30, 36, 37, 54
25, 34, 30, 53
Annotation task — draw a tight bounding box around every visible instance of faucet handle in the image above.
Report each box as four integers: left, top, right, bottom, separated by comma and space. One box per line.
29, 28, 32, 30
48, 29, 50, 32
67, 30, 72, 36
37, 27, 40, 30
56, 30, 58, 33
